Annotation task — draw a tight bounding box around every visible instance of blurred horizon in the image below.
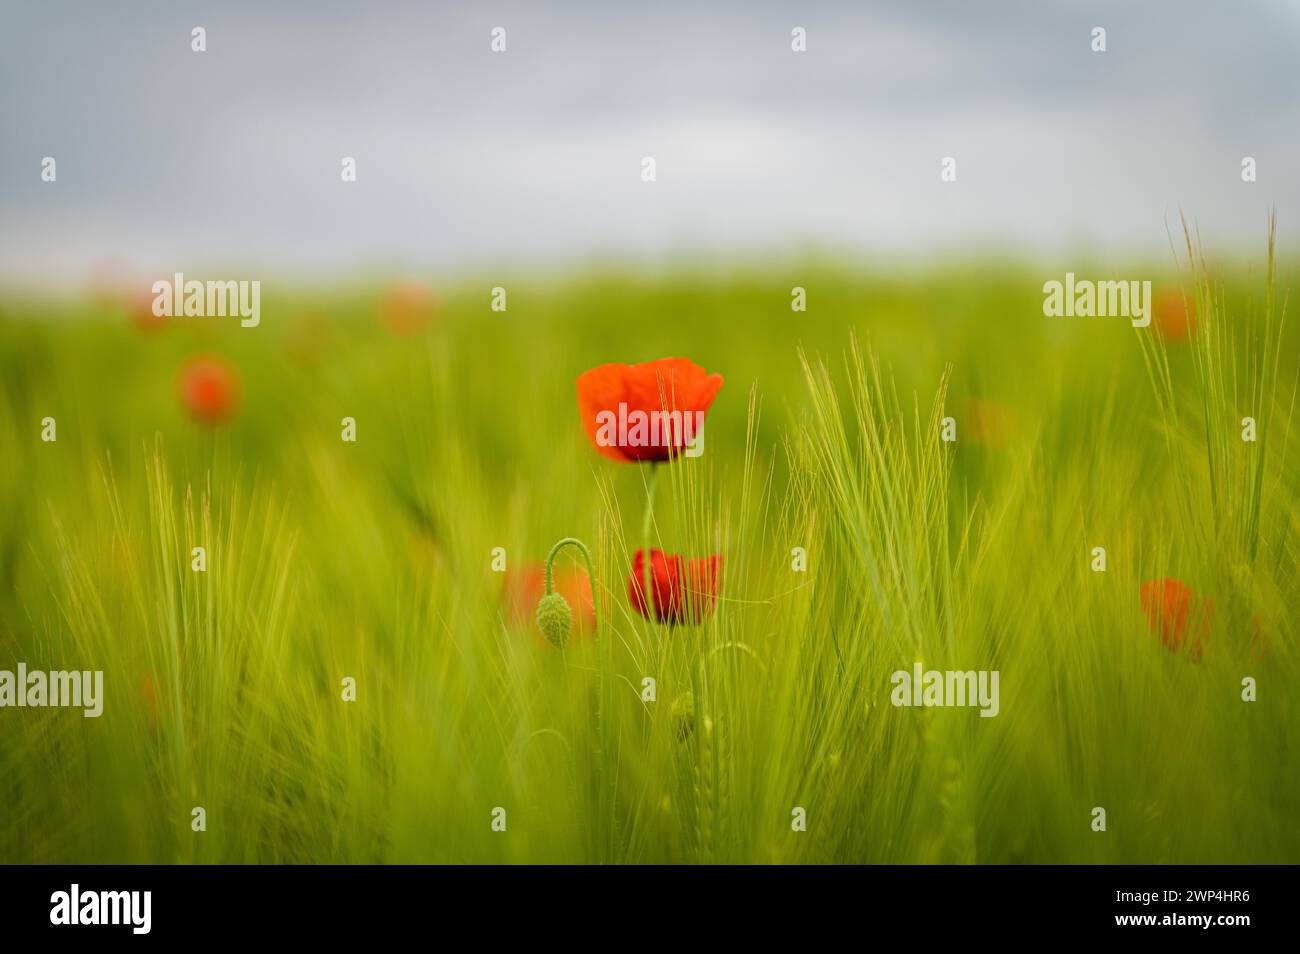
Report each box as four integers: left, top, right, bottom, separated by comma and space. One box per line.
4, 0, 1300, 287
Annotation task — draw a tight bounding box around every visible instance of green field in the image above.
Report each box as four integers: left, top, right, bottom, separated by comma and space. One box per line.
1, 239, 1296, 864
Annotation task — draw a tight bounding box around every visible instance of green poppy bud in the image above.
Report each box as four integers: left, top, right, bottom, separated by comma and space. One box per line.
535, 591, 573, 649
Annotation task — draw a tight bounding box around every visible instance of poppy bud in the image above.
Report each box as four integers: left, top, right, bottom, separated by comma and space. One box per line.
535, 592, 573, 649
537, 536, 600, 648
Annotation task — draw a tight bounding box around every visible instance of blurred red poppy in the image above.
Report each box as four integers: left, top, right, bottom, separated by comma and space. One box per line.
178, 355, 240, 425
961, 397, 1013, 448
504, 563, 596, 641
576, 358, 723, 462
130, 285, 169, 332
1249, 614, 1269, 660
1140, 578, 1210, 660
1153, 289, 1195, 342
628, 548, 721, 624
378, 280, 439, 336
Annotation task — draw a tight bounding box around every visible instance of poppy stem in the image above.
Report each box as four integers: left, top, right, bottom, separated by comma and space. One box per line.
544, 536, 600, 635
641, 463, 658, 620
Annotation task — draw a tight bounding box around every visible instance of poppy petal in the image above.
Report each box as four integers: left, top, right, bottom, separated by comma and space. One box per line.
577, 358, 723, 463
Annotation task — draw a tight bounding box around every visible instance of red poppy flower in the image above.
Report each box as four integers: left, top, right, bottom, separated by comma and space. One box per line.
1140, 578, 1210, 660
1249, 614, 1268, 660
504, 563, 596, 641
628, 548, 721, 624
960, 397, 1013, 448
178, 355, 240, 425
130, 285, 169, 332
1153, 289, 1195, 342
378, 280, 438, 336
577, 358, 723, 462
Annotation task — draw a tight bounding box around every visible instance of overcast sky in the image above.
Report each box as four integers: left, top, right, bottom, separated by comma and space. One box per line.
3, 0, 1298, 285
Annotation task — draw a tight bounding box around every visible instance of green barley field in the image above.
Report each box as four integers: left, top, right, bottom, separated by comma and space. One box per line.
1, 235, 1297, 864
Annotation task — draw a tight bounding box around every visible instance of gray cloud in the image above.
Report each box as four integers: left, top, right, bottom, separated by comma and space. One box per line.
2, 0, 1297, 284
